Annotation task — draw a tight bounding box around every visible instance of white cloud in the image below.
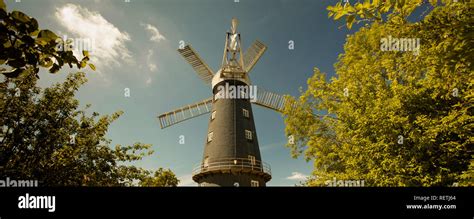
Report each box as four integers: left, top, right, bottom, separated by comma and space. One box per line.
55, 4, 132, 68
178, 174, 197, 187
145, 77, 152, 85
141, 23, 166, 43
286, 172, 309, 180
146, 49, 157, 72
148, 63, 157, 72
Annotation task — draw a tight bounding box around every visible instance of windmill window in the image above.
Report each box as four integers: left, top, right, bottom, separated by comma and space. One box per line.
251, 180, 259, 187
248, 155, 256, 165
211, 110, 216, 120
245, 130, 252, 141
242, 108, 249, 118
207, 132, 214, 142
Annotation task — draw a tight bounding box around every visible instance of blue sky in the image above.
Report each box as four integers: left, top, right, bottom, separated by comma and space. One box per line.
6, 0, 355, 186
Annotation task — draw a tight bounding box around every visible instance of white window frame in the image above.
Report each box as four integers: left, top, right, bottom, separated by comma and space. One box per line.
242, 108, 249, 118
251, 180, 259, 187
248, 155, 256, 165
207, 132, 214, 142
211, 110, 216, 120
245, 130, 252, 140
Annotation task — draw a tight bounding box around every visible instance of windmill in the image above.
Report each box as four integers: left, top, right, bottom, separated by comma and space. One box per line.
158, 18, 287, 187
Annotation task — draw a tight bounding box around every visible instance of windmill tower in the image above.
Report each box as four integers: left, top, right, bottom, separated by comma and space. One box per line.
158, 18, 287, 187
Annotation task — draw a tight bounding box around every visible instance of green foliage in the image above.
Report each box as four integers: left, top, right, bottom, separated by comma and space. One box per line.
139, 168, 180, 187
327, 0, 470, 29
283, 4, 473, 186
0, 0, 178, 187
0, 72, 178, 186
0, 0, 93, 78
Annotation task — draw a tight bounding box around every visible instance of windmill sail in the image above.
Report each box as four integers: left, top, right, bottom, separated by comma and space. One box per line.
158, 97, 213, 129
243, 40, 267, 73
252, 88, 288, 112
178, 45, 214, 84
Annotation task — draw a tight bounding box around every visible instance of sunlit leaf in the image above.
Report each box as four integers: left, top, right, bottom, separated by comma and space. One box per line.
37, 29, 58, 41
11, 11, 30, 23
347, 15, 356, 29
89, 63, 96, 71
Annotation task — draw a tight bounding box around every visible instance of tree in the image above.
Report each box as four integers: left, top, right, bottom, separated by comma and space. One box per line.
0, 1, 178, 186
327, 0, 470, 29
140, 168, 180, 187
283, 3, 473, 186
0, 72, 178, 186
0, 0, 94, 79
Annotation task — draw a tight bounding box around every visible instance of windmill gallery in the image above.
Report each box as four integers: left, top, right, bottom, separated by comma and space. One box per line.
158, 18, 288, 187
